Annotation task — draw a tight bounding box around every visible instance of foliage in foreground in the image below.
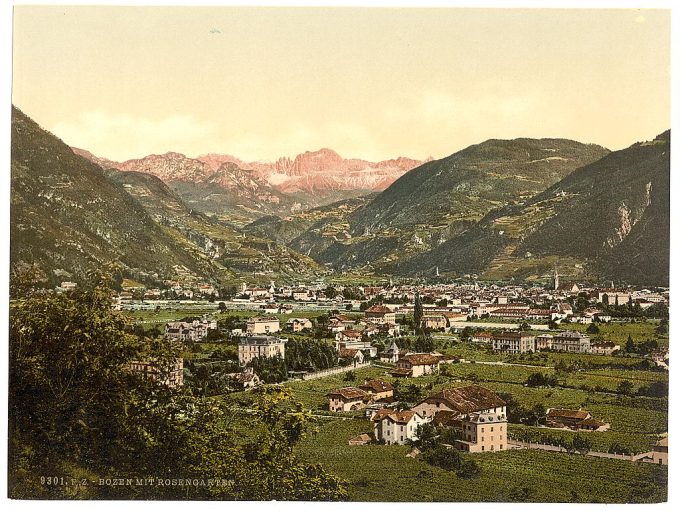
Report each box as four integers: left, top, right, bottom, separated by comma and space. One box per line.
9, 274, 347, 500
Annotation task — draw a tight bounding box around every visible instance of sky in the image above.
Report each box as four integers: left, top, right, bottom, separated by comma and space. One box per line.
12, 6, 671, 162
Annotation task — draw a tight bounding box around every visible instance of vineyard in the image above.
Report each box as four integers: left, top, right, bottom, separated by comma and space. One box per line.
295, 418, 667, 502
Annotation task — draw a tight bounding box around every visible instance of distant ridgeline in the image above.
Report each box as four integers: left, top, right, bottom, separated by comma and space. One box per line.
10, 106, 670, 288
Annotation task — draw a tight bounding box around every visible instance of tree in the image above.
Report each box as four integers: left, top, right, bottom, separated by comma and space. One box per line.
625, 335, 636, 353
572, 434, 592, 454
9, 273, 347, 500
414, 335, 435, 353
617, 380, 634, 396
343, 370, 356, 382
218, 301, 227, 312
586, 323, 600, 334
655, 319, 668, 335
324, 286, 338, 299
414, 292, 424, 333
518, 322, 531, 332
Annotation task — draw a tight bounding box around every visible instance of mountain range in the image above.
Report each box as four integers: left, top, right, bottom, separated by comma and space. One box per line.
11, 107, 322, 288
13, 106, 670, 287
73, 147, 427, 226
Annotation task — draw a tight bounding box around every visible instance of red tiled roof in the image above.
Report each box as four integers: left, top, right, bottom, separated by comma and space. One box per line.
359, 379, 394, 393
400, 354, 440, 366
338, 348, 362, 359
420, 385, 506, 414
327, 387, 368, 400
547, 408, 590, 420
365, 305, 393, 314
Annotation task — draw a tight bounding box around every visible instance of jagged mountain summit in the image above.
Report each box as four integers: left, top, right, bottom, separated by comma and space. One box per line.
273, 137, 610, 272
74, 147, 427, 225
11, 106, 322, 288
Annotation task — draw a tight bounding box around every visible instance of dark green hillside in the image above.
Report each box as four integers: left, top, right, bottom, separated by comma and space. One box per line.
295, 138, 608, 272
110, 171, 324, 282
10, 107, 321, 288
10, 106, 223, 287
403, 132, 670, 285
520, 131, 670, 285
350, 138, 609, 232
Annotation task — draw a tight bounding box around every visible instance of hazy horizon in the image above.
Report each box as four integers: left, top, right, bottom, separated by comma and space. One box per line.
12, 6, 670, 162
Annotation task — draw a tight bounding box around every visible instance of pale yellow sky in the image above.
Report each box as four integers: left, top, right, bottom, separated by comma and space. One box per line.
12, 6, 670, 162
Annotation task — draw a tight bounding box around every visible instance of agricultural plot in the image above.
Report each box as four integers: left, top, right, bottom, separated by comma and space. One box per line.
560, 320, 668, 347
295, 418, 667, 503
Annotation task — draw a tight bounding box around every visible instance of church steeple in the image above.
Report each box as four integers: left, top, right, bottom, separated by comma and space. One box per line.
552, 267, 560, 291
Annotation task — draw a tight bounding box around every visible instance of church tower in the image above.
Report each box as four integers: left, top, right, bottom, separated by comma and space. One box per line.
552, 268, 560, 291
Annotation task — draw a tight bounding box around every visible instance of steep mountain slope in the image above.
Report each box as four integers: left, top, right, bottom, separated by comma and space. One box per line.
350, 138, 609, 232
402, 131, 670, 285
11, 107, 224, 286
110, 170, 323, 280
294, 138, 609, 271
11, 107, 322, 288
76, 150, 294, 226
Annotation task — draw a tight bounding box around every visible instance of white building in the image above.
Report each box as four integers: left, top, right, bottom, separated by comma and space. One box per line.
238, 335, 287, 366
371, 409, 430, 445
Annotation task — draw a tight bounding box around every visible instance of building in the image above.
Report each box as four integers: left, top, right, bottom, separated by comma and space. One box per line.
551, 331, 591, 353
491, 331, 536, 354
390, 353, 440, 378
455, 411, 508, 453
129, 358, 184, 388
246, 316, 281, 334
358, 379, 394, 401
471, 332, 493, 344
420, 315, 447, 330
164, 322, 195, 343
327, 387, 370, 412
379, 341, 408, 364
535, 334, 553, 351
652, 436, 668, 465
338, 348, 365, 365
286, 317, 313, 332
545, 408, 609, 431
371, 409, 429, 445
364, 305, 396, 325
227, 367, 261, 390
590, 341, 620, 355
238, 335, 286, 366
412, 385, 506, 420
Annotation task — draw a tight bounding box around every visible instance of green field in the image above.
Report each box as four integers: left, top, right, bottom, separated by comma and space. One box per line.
295, 418, 667, 502
560, 320, 667, 347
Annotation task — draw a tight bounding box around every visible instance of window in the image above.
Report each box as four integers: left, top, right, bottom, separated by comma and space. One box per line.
481, 427, 484, 433
491, 427, 494, 432
482, 446, 485, 451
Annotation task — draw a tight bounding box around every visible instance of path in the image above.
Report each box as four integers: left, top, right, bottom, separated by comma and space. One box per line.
509, 440, 654, 462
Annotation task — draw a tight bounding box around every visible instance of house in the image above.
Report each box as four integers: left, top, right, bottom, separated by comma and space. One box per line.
411, 384, 506, 420
371, 409, 429, 445
390, 353, 440, 378
291, 288, 310, 301
380, 341, 409, 363
455, 411, 508, 453
327, 387, 370, 412
129, 358, 184, 388
420, 315, 447, 330
358, 379, 394, 401
535, 334, 553, 351
491, 331, 536, 354
238, 335, 286, 366
590, 341, 620, 355
471, 332, 493, 344
348, 433, 372, 446
165, 322, 196, 343
551, 331, 590, 353
286, 317, 313, 332
227, 367, 261, 390
652, 436, 668, 465
338, 348, 365, 365
364, 305, 396, 325
545, 408, 609, 431
246, 316, 280, 334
